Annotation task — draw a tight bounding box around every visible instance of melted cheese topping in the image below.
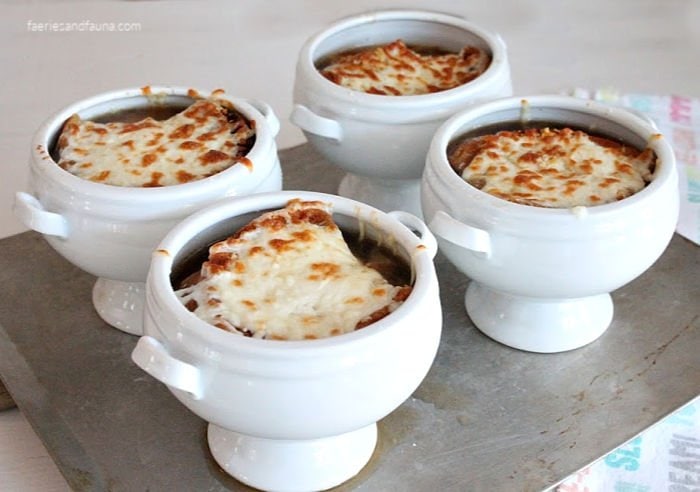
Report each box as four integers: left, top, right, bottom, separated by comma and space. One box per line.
320, 40, 490, 96
448, 127, 656, 208
56, 98, 255, 187
176, 199, 411, 341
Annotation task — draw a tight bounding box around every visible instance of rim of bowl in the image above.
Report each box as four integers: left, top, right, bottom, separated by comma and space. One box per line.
428, 94, 677, 221
148, 190, 437, 357
299, 9, 509, 109
30, 85, 275, 205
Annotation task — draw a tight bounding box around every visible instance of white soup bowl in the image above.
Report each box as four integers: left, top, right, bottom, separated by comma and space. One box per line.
291, 9, 512, 217
131, 190, 441, 491
14, 86, 282, 335
421, 95, 679, 352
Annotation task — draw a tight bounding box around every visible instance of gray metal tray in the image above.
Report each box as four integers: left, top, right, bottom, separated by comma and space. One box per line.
1, 144, 698, 491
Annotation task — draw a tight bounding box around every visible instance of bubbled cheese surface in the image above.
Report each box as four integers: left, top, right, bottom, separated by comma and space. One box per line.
320, 40, 490, 96
448, 127, 657, 208
176, 200, 411, 340
56, 98, 255, 187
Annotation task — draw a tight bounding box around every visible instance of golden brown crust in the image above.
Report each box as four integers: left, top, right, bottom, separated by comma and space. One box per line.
56, 98, 255, 187
321, 40, 490, 96
448, 127, 656, 208
177, 200, 412, 340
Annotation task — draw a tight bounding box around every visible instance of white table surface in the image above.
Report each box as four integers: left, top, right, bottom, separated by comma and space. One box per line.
1, 1, 698, 490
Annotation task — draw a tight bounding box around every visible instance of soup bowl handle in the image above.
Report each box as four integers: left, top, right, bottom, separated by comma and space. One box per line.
244, 99, 281, 138
290, 104, 343, 142
387, 210, 438, 260
428, 210, 492, 258
131, 336, 204, 400
14, 192, 69, 238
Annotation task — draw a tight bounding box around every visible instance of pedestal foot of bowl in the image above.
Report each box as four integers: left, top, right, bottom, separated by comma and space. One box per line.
207, 422, 377, 492
465, 281, 613, 353
338, 173, 422, 218
92, 278, 145, 335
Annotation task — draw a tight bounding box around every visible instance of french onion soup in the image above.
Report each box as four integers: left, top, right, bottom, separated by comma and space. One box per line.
174, 199, 412, 341
54, 93, 255, 187
318, 39, 490, 95
448, 125, 657, 208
